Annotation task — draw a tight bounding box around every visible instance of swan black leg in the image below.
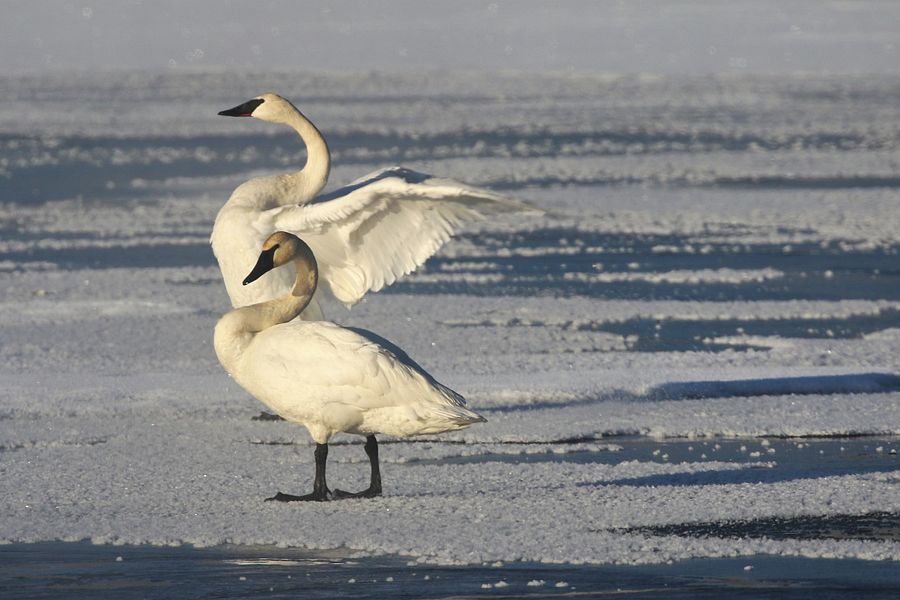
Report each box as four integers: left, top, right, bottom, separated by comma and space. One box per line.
334, 435, 383, 499
266, 443, 331, 502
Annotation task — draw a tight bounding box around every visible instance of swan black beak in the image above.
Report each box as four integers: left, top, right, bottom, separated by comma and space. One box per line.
243, 246, 278, 285
218, 98, 265, 117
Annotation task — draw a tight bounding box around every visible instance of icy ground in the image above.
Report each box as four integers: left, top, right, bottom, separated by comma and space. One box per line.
0, 71, 899, 566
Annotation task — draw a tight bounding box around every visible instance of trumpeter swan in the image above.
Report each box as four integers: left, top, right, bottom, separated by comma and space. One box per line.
214, 231, 485, 501
212, 93, 539, 320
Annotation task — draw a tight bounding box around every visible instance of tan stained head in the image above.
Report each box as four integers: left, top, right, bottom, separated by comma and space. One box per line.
243, 232, 317, 296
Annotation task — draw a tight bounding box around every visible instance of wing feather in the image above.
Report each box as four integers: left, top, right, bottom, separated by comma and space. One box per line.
272, 167, 539, 306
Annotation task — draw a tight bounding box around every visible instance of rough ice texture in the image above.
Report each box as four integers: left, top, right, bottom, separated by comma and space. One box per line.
0, 70, 899, 565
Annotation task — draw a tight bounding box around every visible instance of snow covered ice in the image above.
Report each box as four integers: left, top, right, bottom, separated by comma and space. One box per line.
1, 69, 899, 570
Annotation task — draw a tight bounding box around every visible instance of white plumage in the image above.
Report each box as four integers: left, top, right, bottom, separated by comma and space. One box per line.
233, 321, 477, 440
212, 93, 539, 318
214, 231, 484, 501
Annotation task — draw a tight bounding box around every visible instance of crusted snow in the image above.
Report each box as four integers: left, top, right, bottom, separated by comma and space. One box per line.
0, 70, 898, 566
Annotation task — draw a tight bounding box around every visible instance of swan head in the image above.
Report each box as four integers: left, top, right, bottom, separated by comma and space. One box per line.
218, 93, 298, 125
243, 232, 318, 296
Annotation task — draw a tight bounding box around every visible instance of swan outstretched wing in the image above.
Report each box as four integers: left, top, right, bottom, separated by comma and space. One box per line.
269, 167, 539, 306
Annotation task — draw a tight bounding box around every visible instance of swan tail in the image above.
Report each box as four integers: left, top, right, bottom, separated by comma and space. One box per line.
427, 383, 487, 429
418, 403, 487, 433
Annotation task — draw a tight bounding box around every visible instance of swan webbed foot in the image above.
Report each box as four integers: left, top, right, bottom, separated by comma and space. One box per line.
265, 442, 332, 502
332, 486, 382, 500
265, 490, 331, 502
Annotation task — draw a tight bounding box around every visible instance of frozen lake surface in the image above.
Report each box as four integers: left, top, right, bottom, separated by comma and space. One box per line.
2, 439, 898, 599
3, 531, 900, 599
0, 70, 899, 593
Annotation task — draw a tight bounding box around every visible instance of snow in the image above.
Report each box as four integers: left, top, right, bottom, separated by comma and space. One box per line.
0, 69, 899, 566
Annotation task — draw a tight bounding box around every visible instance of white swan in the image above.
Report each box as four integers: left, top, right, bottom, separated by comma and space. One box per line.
214, 231, 485, 501
212, 93, 538, 319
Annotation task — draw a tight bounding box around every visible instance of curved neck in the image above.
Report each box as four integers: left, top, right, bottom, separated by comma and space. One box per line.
278, 107, 331, 203
219, 248, 317, 331
243, 252, 318, 332
236, 292, 312, 334
215, 253, 318, 370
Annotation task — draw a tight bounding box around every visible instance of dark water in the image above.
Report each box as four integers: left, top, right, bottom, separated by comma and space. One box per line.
396, 229, 900, 303
431, 435, 900, 481
2, 541, 899, 600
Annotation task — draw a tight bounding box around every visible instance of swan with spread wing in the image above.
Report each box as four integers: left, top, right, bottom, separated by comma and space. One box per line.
212, 93, 539, 319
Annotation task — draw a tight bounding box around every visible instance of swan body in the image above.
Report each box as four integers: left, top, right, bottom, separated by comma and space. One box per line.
212, 93, 539, 317
214, 231, 484, 500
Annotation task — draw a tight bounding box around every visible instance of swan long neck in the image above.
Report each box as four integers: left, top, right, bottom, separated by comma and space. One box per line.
242, 251, 318, 332
214, 250, 318, 368
279, 107, 331, 203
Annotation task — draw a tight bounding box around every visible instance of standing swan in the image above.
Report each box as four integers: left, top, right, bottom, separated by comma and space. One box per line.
212, 93, 539, 319
214, 231, 485, 501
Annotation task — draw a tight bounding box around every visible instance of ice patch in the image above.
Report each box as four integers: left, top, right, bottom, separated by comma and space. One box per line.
0, 299, 195, 324
565, 268, 784, 284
